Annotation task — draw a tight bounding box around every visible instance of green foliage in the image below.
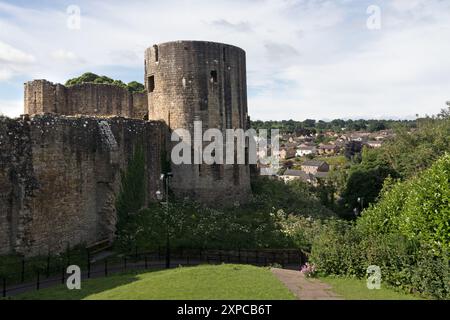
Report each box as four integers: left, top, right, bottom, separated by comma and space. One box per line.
311, 154, 450, 299
126, 81, 145, 93
115, 177, 335, 252
309, 221, 449, 299
358, 153, 450, 254
251, 177, 335, 218
115, 145, 146, 249
366, 114, 450, 179
65, 72, 145, 93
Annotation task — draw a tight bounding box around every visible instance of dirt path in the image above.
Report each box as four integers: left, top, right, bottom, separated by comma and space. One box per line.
271, 268, 343, 300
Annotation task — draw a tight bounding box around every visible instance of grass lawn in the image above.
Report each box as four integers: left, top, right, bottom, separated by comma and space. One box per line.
13, 264, 296, 300
318, 276, 424, 300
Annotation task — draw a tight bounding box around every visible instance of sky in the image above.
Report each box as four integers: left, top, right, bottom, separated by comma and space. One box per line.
0, 0, 450, 121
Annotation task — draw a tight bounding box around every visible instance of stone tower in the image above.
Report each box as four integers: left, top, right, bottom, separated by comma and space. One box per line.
145, 40, 251, 204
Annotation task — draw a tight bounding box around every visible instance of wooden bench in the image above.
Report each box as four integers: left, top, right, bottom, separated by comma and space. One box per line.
86, 238, 112, 257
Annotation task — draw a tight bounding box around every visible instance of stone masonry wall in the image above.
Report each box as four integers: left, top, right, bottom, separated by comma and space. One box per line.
0, 115, 163, 257
24, 80, 148, 120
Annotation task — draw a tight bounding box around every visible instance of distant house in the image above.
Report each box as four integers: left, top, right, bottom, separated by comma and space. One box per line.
281, 169, 329, 186
296, 146, 317, 157
317, 144, 340, 155
275, 147, 296, 160
350, 132, 370, 142
280, 169, 314, 183
314, 171, 329, 180
366, 140, 383, 148
301, 160, 329, 175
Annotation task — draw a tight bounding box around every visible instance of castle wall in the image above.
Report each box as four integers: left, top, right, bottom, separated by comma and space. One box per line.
145, 41, 251, 204
24, 81, 148, 120
0, 115, 163, 257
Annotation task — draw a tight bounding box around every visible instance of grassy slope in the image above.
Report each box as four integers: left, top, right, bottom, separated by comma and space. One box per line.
319, 276, 423, 300
15, 264, 296, 300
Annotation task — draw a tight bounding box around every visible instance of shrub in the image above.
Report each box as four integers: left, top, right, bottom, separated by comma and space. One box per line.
309, 220, 450, 299
358, 154, 450, 255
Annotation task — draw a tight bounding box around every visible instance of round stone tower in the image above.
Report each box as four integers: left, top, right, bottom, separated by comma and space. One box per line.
145, 40, 251, 204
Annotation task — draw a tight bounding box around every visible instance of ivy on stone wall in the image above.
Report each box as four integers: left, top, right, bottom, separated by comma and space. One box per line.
115, 144, 146, 235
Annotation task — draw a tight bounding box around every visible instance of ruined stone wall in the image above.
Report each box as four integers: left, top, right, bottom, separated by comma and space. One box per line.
24, 80, 148, 120
145, 41, 251, 204
0, 115, 163, 257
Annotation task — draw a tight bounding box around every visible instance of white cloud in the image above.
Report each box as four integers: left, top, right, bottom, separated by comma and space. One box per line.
50, 49, 84, 64
0, 41, 35, 64
0, 40, 35, 81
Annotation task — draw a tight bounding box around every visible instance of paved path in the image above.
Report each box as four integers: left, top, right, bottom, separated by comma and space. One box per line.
271, 268, 343, 300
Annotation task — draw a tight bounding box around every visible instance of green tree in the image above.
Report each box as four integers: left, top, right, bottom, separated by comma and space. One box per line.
66, 72, 145, 93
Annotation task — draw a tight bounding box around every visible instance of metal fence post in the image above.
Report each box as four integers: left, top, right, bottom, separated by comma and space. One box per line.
87, 253, 91, 278
61, 267, 65, 284
124, 257, 127, 270
2, 278, 6, 298
36, 271, 40, 290
46, 254, 50, 278
21, 259, 25, 283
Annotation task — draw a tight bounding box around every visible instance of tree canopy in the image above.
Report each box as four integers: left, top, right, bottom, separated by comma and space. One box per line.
65, 72, 145, 93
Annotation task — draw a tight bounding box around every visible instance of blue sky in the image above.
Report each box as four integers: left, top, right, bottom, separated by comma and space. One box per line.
1, 0, 450, 120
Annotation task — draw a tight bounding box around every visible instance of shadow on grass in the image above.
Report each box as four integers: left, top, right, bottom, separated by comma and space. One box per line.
12, 269, 163, 300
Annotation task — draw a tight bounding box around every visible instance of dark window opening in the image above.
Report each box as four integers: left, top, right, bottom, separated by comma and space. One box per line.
210, 70, 218, 83
153, 45, 159, 62
200, 97, 208, 111
148, 75, 155, 93
245, 147, 249, 165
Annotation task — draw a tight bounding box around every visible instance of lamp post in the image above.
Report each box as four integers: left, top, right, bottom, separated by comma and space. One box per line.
156, 172, 173, 269
357, 197, 364, 212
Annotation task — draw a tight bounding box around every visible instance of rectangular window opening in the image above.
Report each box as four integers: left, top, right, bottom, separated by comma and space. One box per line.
210, 70, 218, 83
153, 45, 159, 62
148, 75, 155, 93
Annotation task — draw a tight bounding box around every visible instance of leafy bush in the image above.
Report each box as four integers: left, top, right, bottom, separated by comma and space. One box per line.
309, 217, 449, 299
66, 72, 145, 93
358, 153, 450, 255
251, 177, 335, 219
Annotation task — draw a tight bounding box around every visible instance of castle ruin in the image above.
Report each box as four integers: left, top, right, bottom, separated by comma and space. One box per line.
0, 41, 252, 257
